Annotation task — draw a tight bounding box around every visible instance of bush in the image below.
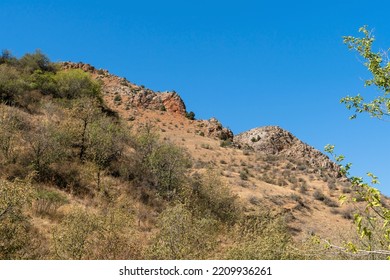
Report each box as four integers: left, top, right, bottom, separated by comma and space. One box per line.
185, 111, 195, 120
147, 142, 191, 199
220, 139, 233, 147
55, 69, 101, 99
18, 50, 54, 73
0, 64, 28, 104
313, 190, 326, 201
0, 177, 36, 259
225, 214, 303, 260
53, 208, 100, 259
188, 170, 240, 224
240, 170, 249, 181
114, 94, 122, 102
147, 204, 218, 259
29, 70, 57, 96
34, 188, 68, 217
313, 190, 339, 207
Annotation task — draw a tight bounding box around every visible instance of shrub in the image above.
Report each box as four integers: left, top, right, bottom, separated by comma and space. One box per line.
327, 180, 337, 190
0, 64, 28, 104
248, 196, 260, 205
113, 94, 122, 102
251, 135, 260, 142
17, 50, 55, 73
201, 143, 212, 149
0, 177, 36, 259
220, 139, 233, 147
53, 208, 100, 259
299, 184, 308, 194
34, 188, 68, 217
29, 70, 57, 96
147, 142, 191, 199
147, 204, 218, 259
313, 190, 326, 201
240, 170, 248, 181
185, 111, 195, 120
323, 197, 339, 208
55, 69, 101, 99
188, 170, 240, 224
225, 214, 303, 260
313, 190, 339, 207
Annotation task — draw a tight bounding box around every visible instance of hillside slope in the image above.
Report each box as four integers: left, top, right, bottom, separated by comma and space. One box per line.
1, 54, 381, 260
65, 62, 355, 242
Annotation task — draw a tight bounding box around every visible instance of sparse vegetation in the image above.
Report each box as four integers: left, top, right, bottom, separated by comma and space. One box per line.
0, 50, 376, 260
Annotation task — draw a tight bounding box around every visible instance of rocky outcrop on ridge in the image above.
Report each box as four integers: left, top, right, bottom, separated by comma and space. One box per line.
194, 117, 234, 141
60, 62, 186, 115
235, 126, 340, 176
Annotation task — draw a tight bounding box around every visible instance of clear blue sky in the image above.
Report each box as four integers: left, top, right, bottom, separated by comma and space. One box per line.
1, 0, 389, 195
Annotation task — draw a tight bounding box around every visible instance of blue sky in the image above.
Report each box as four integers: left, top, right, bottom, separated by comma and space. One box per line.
1, 0, 389, 195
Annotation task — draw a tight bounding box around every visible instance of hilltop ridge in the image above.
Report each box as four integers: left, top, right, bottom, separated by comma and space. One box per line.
235, 126, 340, 177
61, 61, 187, 115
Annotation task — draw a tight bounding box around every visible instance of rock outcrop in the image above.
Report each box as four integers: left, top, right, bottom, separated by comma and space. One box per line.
194, 117, 234, 141
60, 62, 186, 115
235, 126, 340, 175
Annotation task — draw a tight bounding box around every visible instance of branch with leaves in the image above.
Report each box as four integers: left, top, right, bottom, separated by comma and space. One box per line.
324, 144, 390, 259
342, 26, 390, 120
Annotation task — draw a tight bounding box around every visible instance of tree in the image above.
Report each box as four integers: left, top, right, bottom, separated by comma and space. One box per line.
147, 142, 190, 199
0, 50, 17, 65
24, 119, 64, 180
0, 64, 28, 105
70, 97, 102, 161
0, 106, 22, 162
342, 26, 390, 120
17, 50, 54, 73
325, 26, 390, 259
86, 116, 126, 190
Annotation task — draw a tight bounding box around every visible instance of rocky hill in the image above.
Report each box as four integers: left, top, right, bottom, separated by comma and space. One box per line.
235, 126, 340, 177
59, 62, 353, 239
2, 52, 380, 260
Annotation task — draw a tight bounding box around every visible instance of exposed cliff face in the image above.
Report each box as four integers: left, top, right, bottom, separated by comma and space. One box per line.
235, 126, 340, 176
60, 62, 187, 115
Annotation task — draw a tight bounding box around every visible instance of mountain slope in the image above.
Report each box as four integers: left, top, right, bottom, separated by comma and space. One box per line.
63, 62, 355, 242
1, 54, 374, 259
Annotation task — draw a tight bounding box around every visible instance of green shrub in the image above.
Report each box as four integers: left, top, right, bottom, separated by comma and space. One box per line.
185, 111, 195, 120
53, 208, 100, 259
55, 69, 101, 99
114, 94, 122, 102
18, 50, 54, 73
0, 64, 28, 104
147, 143, 190, 198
